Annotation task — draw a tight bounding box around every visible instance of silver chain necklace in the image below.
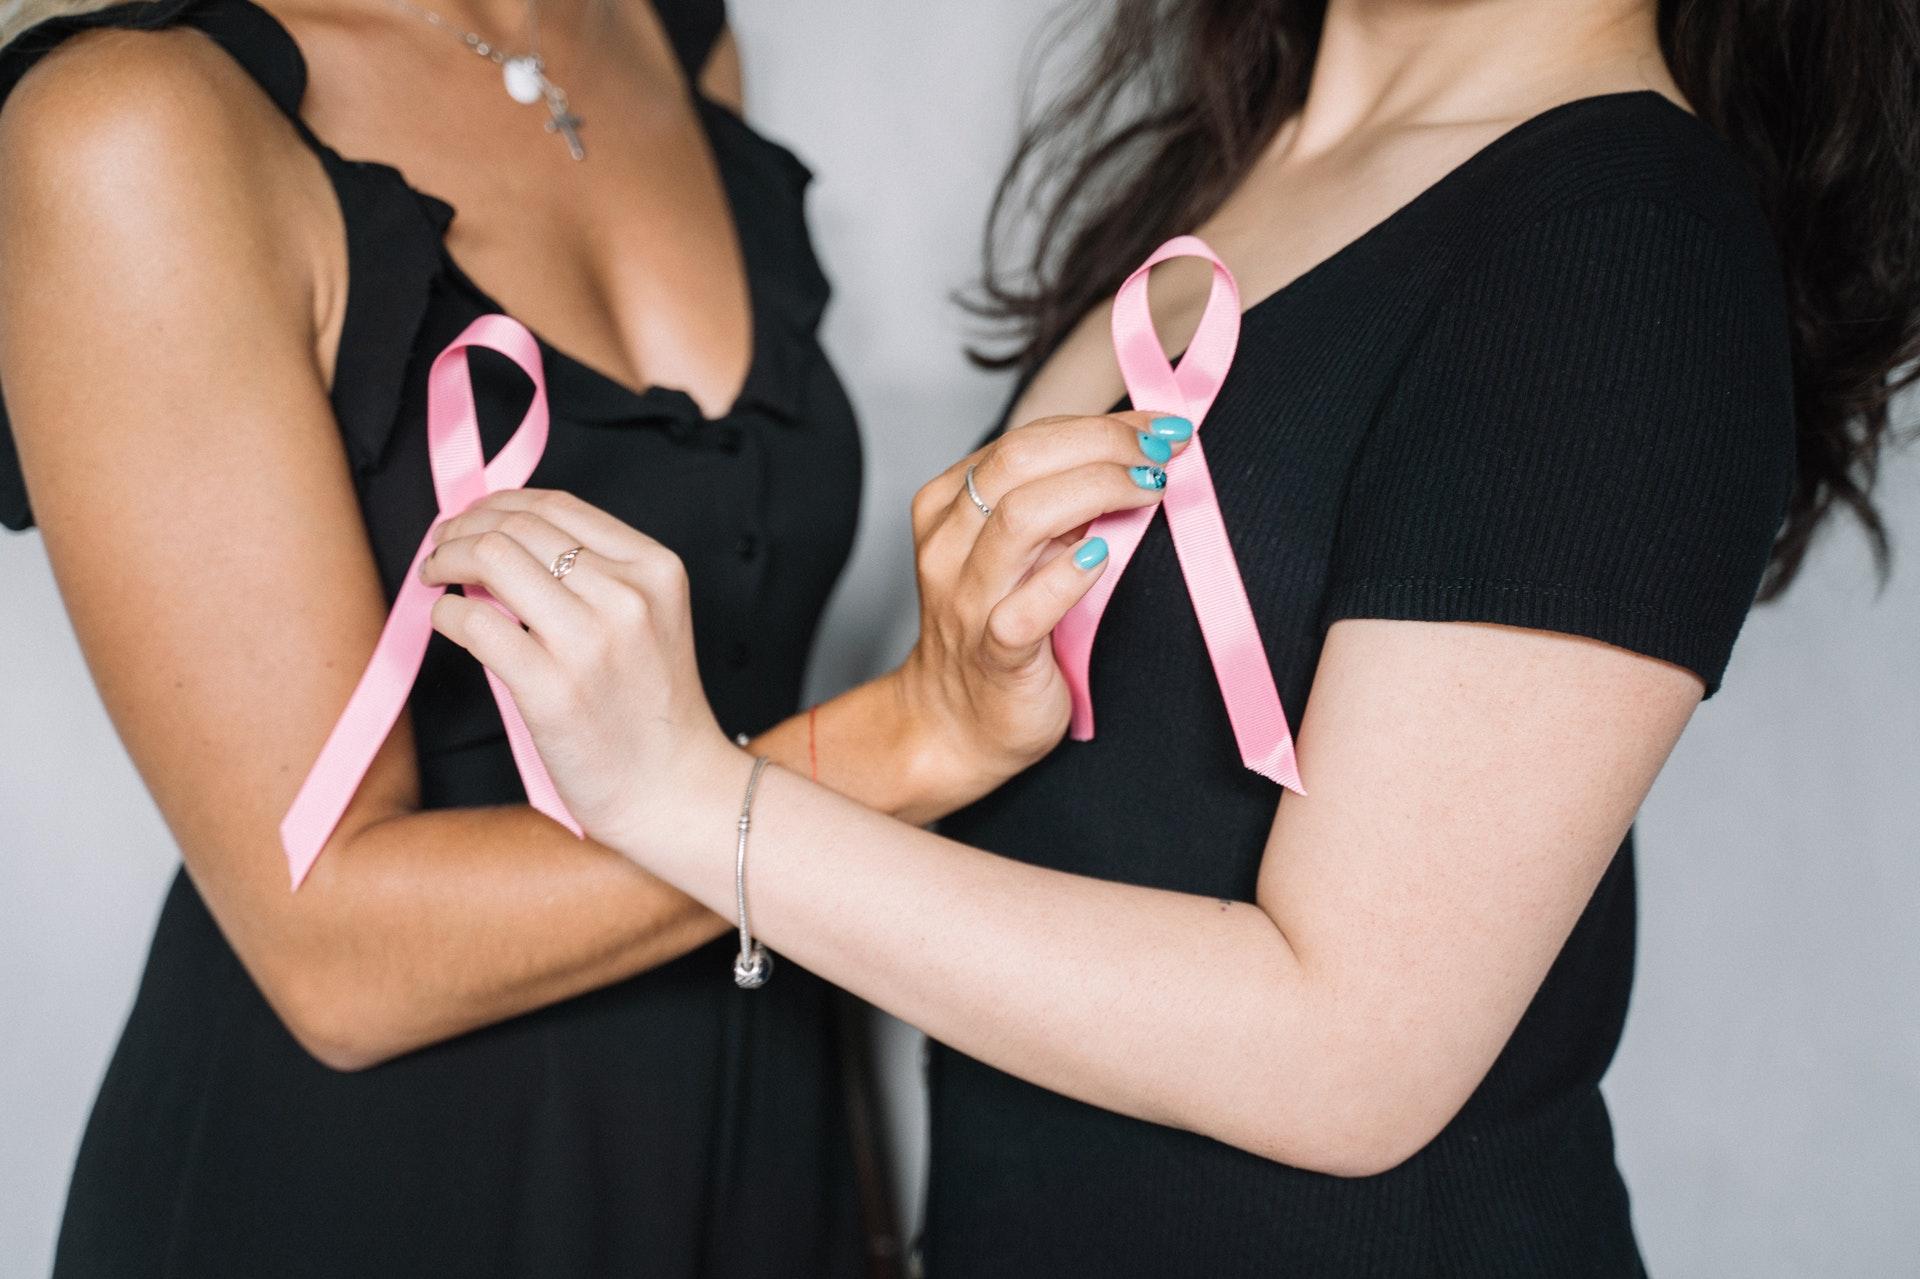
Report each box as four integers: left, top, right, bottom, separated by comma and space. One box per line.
386, 0, 585, 159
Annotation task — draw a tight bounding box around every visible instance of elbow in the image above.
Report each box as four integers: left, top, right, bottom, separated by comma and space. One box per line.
257, 828, 420, 1073
289, 1021, 390, 1075
267, 964, 410, 1074
1292, 1123, 1438, 1180
1230, 1115, 1439, 1181
1208, 1078, 1462, 1181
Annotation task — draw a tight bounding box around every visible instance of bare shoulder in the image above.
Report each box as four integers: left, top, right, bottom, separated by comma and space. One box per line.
0, 25, 323, 265
0, 23, 339, 356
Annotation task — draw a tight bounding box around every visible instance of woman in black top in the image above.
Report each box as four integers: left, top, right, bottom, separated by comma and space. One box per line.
0, 0, 1181, 1274
423, 0, 1920, 1275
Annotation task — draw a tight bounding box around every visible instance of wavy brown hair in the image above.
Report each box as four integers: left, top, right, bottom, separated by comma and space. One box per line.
975, 0, 1920, 598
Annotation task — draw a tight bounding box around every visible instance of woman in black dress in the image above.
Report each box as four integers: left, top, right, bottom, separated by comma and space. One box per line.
426, 0, 1920, 1275
0, 0, 1179, 1274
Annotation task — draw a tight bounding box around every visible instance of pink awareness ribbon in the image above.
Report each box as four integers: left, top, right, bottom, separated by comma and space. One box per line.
280, 313, 582, 889
1052, 236, 1304, 792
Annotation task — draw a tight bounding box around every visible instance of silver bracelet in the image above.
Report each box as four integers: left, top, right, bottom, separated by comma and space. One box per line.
732, 755, 774, 989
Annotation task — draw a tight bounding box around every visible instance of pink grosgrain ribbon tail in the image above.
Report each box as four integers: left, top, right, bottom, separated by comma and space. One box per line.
1052, 235, 1303, 792
280, 313, 583, 889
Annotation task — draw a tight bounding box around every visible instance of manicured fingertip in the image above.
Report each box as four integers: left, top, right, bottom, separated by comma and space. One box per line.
1073, 537, 1109, 570
1148, 415, 1193, 442
1138, 432, 1173, 465
1130, 465, 1168, 491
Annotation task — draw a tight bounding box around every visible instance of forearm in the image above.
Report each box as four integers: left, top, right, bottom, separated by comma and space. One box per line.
278, 700, 871, 1069
415, 481, 1702, 1177
278, 805, 724, 1068
633, 751, 1379, 1172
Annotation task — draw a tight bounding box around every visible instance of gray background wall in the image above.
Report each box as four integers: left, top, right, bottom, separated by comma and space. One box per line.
2, 2, 1915, 1274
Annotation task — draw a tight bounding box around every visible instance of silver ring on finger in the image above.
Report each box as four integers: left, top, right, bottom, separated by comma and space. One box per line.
964, 463, 992, 518
549, 546, 586, 580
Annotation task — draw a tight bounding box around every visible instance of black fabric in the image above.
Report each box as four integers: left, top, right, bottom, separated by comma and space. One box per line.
653, 0, 725, 82
929, 94, 1794, 1278
0, 1, 865, 1275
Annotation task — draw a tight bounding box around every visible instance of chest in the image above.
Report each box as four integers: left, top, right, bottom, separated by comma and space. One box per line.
1011, 121, 1518, 427
357, 316, 861, 788
956, 232, 1453, 900
277, 0, 751, 416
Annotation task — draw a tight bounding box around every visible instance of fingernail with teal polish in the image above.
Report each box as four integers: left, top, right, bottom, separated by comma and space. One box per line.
1149, 415, 1194, 441
1130, 465, 1168, 491
1074, 537, 1109, 570
1137, 432, 1173, 464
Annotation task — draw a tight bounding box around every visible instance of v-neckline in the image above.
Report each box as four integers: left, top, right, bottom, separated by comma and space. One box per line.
425, 93, 769, 422
1227, 91, 1685, 327
1002, 90, 1689, 428
255, 0, 766, 421
424, 96, 768, 422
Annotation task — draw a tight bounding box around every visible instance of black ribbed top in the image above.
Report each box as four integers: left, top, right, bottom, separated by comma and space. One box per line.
931, 93, 1795, 1278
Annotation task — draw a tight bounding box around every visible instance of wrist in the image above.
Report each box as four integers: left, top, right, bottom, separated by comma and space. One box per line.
882, 660, 1010, 824
606, 731, 753, 877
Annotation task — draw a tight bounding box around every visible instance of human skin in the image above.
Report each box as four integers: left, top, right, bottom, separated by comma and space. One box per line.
0, 0, 1163, 1070
418, 0, 1714, 1176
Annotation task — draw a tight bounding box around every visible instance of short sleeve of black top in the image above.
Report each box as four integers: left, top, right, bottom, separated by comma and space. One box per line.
929, 94, 1795, 1279
0, 2, 865, 1277
1323, 194, 1793, 691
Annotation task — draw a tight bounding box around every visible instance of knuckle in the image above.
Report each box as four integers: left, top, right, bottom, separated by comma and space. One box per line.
501, 511, 545, 542
992, 489, 1038, 539
1042, 564, 1082, 603
1106, 415, 1143, 449
474, 531, 518, 567
635, 546, 687, 597
985, 605, 1028, 653
911, 479, 944, 524
916, 490, 957, 538
603, 579, 647, 624
993, 433, 1039, 478
1048, 413, 1100, 448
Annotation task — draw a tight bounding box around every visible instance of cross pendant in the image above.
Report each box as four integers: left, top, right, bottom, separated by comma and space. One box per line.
541, 87, 586, 160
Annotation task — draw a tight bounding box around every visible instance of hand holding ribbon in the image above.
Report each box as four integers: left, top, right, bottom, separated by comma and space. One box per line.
280, 314, 583, 889
1051, 236, 1304, 792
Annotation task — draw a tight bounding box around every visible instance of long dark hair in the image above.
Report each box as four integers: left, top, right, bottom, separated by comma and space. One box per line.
974, 0, 1920, 598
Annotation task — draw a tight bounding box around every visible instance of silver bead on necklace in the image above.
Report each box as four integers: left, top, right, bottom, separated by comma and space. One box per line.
386, 0, 585, 159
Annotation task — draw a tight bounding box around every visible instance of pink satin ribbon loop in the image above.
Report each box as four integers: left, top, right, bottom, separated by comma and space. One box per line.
1052, 235, 1304, 792
281, 313, 582, 889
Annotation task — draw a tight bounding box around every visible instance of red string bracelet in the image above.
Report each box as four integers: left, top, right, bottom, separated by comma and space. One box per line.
807, 705, 820, 783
